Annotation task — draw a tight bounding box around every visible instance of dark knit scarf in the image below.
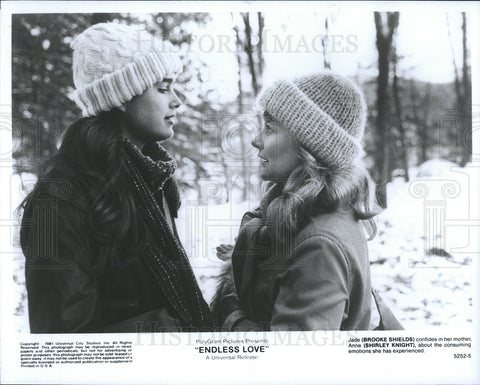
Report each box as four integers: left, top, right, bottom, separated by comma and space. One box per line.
121, 139, 214, 330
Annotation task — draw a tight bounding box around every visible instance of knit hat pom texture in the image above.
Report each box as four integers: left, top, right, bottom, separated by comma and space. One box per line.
71, 23, 182, 117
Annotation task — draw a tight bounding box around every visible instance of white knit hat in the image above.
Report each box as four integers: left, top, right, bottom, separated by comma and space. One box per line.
71, 23, 182, 117
257, 72, 367, 169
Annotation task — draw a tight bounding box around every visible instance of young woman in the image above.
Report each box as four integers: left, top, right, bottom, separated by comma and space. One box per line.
19, 23, 213, 333
213, 72, 383, 331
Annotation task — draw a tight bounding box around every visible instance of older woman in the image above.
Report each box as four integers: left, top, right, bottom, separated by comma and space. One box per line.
214, 72, 385, 331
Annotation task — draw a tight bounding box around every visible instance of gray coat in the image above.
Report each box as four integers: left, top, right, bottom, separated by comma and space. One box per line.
222, 208, 372, 331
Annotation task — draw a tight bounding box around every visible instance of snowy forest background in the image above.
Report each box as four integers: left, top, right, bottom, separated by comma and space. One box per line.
11, 10, 476, 332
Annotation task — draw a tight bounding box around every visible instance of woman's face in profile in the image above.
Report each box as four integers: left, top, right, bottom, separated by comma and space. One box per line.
251, 112, 300, 183
123, 78, 181, 147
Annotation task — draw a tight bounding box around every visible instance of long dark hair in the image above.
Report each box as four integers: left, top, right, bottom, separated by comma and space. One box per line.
20, 108, 147, 257
260, 146, 382, 242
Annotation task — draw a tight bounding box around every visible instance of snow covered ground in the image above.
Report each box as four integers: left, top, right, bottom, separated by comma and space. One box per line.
11, 159, 477, 331
367, 160, 477, 329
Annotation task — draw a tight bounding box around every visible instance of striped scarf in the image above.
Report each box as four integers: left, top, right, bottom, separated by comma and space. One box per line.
121, 139, 214, 330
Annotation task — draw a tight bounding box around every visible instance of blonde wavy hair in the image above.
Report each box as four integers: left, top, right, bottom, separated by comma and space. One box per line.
259, 146, 382, 242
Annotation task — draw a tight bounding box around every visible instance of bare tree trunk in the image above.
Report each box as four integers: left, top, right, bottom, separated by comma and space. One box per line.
409, 79, 431, 165
460, 12, 472, 166
374, 12, 399, 208
242, 13, 259, 95
194, 163, 203, 201
462, 13, 470, 98
447, 13, 472, 166
446, 14, 463, 107
257, 12, 265, 81
242, 12, 265, 153
233, 23, 249, 201
392, 57, 409, 182
218, 156, 230, 202
374, 12, 389, 208
254, 13, 265, 136
414, 81, 431, 164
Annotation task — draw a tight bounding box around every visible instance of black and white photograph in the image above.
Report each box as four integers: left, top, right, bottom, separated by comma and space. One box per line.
1, 1, 479, 384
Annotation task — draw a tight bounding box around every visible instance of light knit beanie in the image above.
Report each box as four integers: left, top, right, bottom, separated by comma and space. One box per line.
257, 72, 367, 169
70, 22, 182, 117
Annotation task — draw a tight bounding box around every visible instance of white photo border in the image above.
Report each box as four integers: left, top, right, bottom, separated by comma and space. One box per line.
1, 1, 479, 384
